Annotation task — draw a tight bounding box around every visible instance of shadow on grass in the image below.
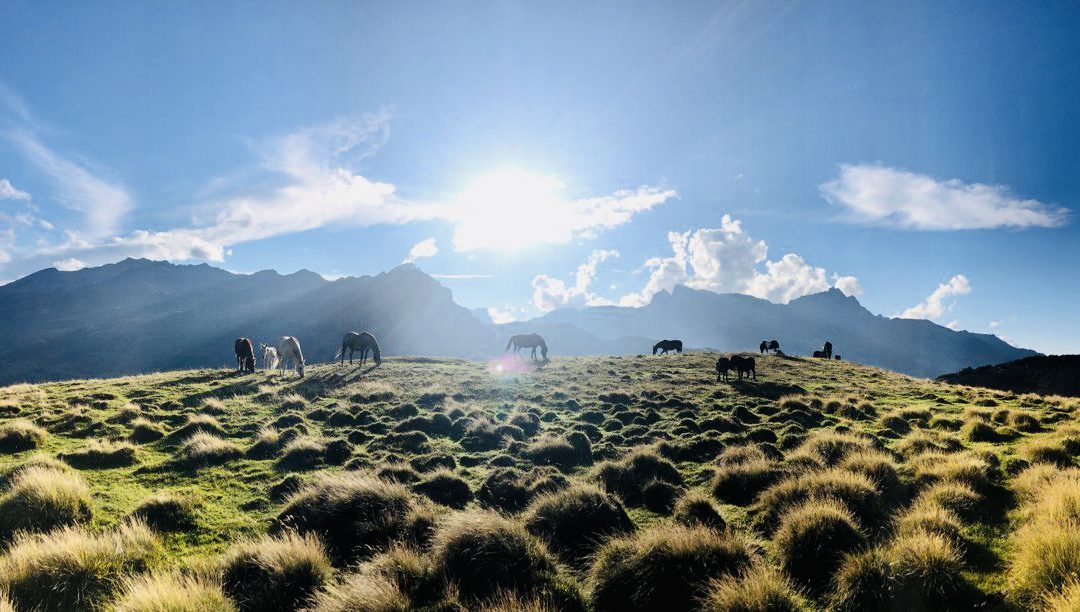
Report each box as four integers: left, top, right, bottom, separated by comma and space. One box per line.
727, 381, 808, 400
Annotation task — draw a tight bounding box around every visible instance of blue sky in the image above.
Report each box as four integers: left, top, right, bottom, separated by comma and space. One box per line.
1, 1, 1078, 353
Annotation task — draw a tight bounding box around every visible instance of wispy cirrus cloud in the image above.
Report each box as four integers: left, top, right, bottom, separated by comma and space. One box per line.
897, 274, 971, 320
820, 164, 1069, 230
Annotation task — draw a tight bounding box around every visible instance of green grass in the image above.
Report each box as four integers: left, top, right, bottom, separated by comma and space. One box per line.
0, 352, 1078, 609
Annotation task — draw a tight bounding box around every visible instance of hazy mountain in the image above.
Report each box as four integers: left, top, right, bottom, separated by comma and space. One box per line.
534, 285, 1037, 378
937, 355, 1080, 397
0, 259, 1037, 384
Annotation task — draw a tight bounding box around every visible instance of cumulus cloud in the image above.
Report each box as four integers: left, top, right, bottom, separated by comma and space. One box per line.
487, 306, 518, 324
898, 274, 971, 320
0, 179, 30, 201
403, 237, 438, 263
52, 257, 87, 271
618, 216, 846, 307
532, 249, 620, 311
820, 164, 1069, 230
832, 274, 863, 296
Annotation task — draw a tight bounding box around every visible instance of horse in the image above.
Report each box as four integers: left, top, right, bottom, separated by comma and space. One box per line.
768, 340, 780, 354
260, 343, 279, 371
716, 357, 732, 382
505, 334, 548, 362
822, 341, 833, 359
834, 355, 842, 361
813, 350, 828, 358
336, 331, 382, 366
276, 336, 305, 378
730, 355, 756, 381
234, 338, 255, 373
759, 341, 769, 354
653, 339, 683, 355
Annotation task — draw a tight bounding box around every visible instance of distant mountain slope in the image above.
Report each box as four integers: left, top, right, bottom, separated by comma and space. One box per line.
937, 355, 1080, 397
534, 286, 1037, 378
0, 259, 1037, 384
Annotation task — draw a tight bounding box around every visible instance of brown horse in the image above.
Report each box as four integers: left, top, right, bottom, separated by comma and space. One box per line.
730, 355, 756, 381
234, 338, 255, 373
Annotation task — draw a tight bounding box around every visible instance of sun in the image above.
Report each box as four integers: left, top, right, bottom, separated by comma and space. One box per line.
451, 168, 575, 251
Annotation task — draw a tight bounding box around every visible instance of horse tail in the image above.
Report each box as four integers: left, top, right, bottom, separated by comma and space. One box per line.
333, 345, 345, 361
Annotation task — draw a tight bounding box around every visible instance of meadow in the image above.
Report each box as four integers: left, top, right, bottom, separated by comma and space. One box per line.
0, 352, 1079, 611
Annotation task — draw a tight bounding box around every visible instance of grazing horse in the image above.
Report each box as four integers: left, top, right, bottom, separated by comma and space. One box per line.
260, 343, 279, 371
716, 357, 732, 382
813, 350, 828, 358
759, 341, 769, 354
276, 336, 305, 378
731, 355, 756, 381
234, 338, 255, 373
822, 341, 833, 359
505, 334, 548, 362
336, 331, 382, 366
653, 339, 683, 355
768, 340, 780, 354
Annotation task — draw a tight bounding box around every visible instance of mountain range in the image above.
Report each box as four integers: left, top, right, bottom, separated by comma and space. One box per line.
0, 258, 1036, 384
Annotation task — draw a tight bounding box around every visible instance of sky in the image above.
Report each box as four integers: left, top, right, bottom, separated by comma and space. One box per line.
1, 1, 1078, 353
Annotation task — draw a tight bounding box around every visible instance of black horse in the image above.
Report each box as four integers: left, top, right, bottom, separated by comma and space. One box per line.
759, 340, 780, 354
336, 331, 382, 366
506, 334, 548, 362
653, 339, 683, 355
234, 338, 255, 373
716, 357, 732, 382
731, 355, 756, 381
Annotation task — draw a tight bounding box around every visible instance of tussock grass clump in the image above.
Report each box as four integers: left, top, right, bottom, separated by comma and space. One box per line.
220, 531, 333, 611
703, 565, 809, 611
60, 439, 138, 468
793, 431, 874, 466
913, 481, 980, 518
129, 417, 164, 443
477, 467, 535, 513
673, 491, 727, 531
0, 466, 92, 539
1044, 579, 1080, 612
176, 432, 242, 467
909, 451, 994, 491
274, 472, 419, 563
1019, 437, 1074, 467
589, 524, 757, 611
524, 485, 634, 566
113, 573, 236, 612
247, 426, 282, 458
712, 457, 784, 505
594, 449, 682, 506
896, 503, 964, 543
0, 521, 164, 610
278, 436, 328, 471
359, 546, 440, 606
0, 453, 71, 489
829, 548, 892, 611
377, 463, 421, 484
960, 419, 1000, 443
754, 468, 882, 532
887, 530, 968, 609
839, 449, 903, 499
431, 511, 559, 603
413, 469, 473, 508
0, 419, 46, 453
523, 432, 592, 470
773, 500, 865, 594
1008, 472, 1080, 606
129, 492, 199, 532
305, 573, 409, 612
1009, 411, 1041, 432
166, 414, 226, 442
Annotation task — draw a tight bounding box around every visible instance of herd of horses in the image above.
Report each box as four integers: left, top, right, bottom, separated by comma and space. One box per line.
231, 331, 839, 383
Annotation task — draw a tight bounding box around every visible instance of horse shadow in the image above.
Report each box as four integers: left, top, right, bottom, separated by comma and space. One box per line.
729, 380, 807, 400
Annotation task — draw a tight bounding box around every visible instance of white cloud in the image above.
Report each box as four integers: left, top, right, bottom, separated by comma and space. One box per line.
532, 249, 619, 311
52, 257, 87, 271
487, 306, 518, 324
0, 179, 30, 201
989, 320, 1002, 329
448, 168, 676, 251
898, 274, 971, 320
403, 237, 438, 263
9, 130, 132, 237
832, 274, 863, 296
618, 215, 843, 306
946, 320, 962, 330
820, 164, 1069, 230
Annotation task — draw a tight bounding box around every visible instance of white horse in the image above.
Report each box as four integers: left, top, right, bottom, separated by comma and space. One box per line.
260, 343, 279, 371
275, 336, 305, 378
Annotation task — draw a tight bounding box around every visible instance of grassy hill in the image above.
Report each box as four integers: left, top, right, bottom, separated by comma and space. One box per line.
0, 354, 1079, 610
